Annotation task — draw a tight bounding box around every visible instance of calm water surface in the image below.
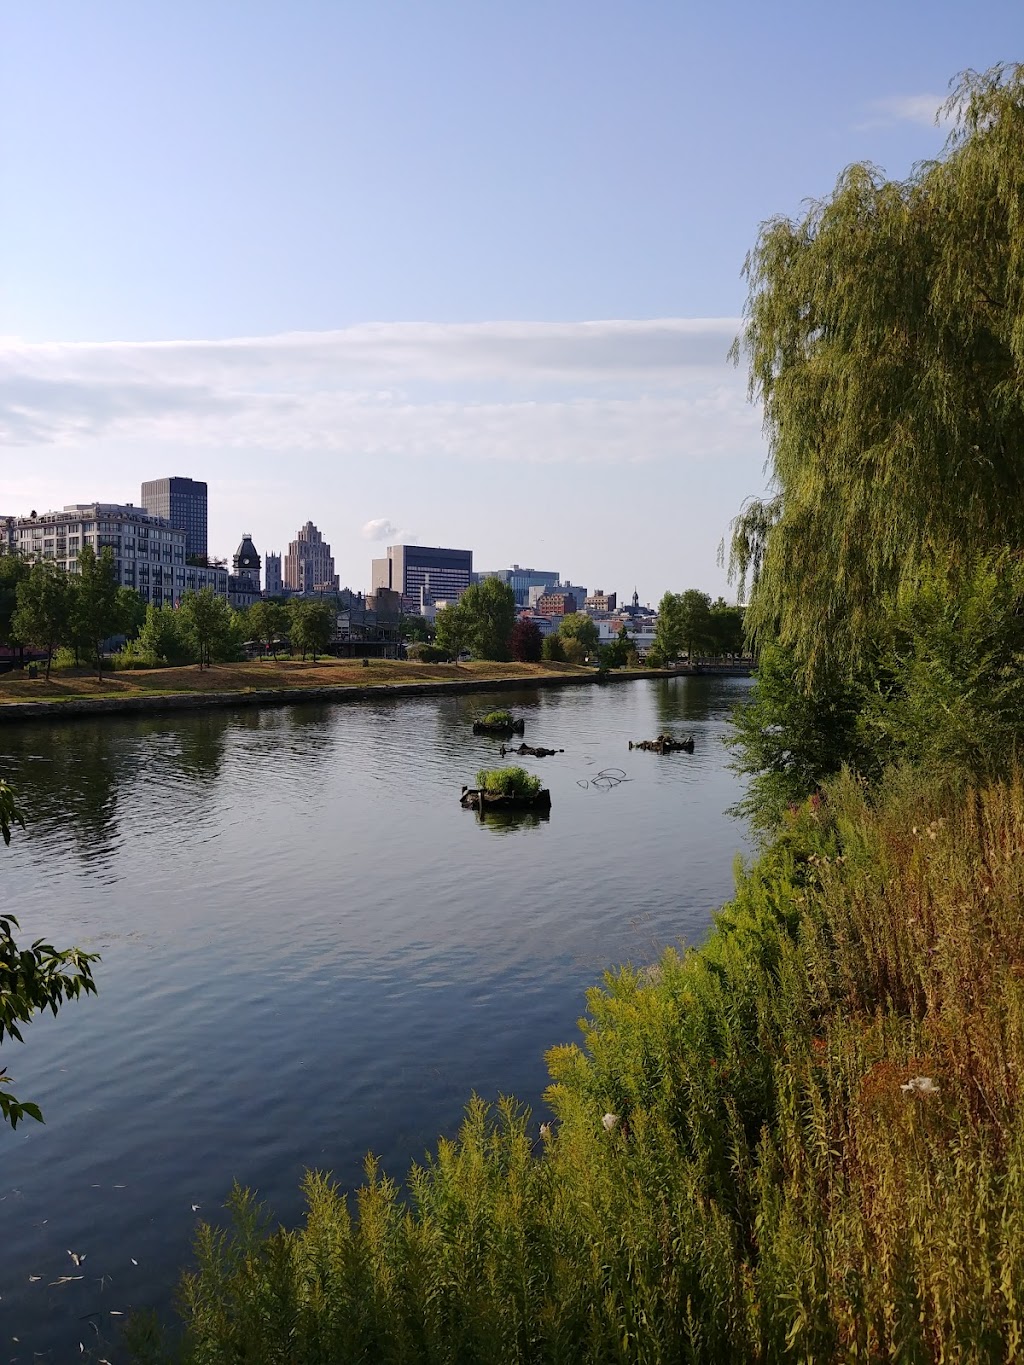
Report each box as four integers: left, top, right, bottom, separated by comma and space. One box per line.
0, 677, 751, 1360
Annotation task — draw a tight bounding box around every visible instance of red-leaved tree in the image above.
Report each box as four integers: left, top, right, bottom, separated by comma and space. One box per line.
510, 619, 543, 662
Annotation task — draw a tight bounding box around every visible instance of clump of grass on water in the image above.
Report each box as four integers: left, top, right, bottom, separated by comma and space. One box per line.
475, 765, 541, 798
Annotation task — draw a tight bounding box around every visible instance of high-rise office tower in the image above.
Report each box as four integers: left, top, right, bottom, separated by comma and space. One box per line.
140, 476, 208, 560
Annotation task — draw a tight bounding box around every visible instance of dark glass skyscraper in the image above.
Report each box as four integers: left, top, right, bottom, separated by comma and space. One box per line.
140, 477, 208, 559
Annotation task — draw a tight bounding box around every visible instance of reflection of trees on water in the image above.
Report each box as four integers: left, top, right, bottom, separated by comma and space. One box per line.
263, 704, 338, 765
1, 713, 232, 867
172, 712, 230, 781
433, 687, 571, 755
3, 723, 127, 860
654, 677, 748, 727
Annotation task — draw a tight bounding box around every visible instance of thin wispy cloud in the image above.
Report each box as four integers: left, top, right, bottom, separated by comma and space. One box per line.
0, 319, 755, 468
855, 92, 952, 131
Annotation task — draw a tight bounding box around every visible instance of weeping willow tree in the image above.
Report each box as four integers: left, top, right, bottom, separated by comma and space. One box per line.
730, 63, 1024, 674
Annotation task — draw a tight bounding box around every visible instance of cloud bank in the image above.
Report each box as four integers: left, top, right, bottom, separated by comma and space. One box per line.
0, 319, 756, 467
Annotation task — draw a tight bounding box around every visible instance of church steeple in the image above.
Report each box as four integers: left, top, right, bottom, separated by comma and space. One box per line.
632, 587, 639, 609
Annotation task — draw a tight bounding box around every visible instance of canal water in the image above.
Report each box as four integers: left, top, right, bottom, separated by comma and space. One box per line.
0, 676, 752, 1361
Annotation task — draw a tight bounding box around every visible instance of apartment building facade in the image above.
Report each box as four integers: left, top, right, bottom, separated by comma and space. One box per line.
0, 504, 228, 607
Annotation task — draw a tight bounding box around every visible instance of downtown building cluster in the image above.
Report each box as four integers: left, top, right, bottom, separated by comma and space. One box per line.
1, 474, 657, 647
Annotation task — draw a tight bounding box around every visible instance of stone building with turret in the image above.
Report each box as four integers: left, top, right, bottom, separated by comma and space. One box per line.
228, 533, 262, 610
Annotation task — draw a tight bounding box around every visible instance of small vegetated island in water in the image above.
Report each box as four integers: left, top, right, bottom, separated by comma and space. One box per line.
460, 764, 551, 810
472, 709, 525, 736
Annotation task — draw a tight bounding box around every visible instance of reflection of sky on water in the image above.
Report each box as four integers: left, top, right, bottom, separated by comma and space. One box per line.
0, 677, 752, 1360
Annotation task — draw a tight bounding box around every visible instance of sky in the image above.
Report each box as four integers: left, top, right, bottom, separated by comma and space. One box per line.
1, 2, 1020, 602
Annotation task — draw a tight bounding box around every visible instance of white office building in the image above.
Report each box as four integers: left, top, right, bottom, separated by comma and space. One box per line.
0, 503, 228, 608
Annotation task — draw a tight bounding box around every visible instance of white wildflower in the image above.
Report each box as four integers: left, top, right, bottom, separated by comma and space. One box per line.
900, 1075, 939, 1097
602, 1112, 619, 1132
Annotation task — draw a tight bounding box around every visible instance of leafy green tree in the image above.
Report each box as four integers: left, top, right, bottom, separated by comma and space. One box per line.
179, 589, 236, 669
434, 602, 473, 663
116, 586, 147, 641
72, 545, 121, 680
0, 552, 30, 658
727, 643, 868, 831
248, 600, 288, 659
509, 618, 542, 663
0, 780, 98, 1128
649, 592, 684, 664
860, 553, 1024, 781
652, 590, 714, 664
133, 604, 194, 664
729, 64, 1024, 675
541, 633, 566, 663
678, 589, 713, 661
458, 578, 517, 660
707, 600, 746, 659
603, 624, 635, 669
288, 599, 335, 661
12, 561, 73, 679
557, 612, 599, 657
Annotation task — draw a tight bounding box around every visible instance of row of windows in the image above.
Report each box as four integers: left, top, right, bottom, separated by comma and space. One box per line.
20, 540, 183, 562
404, 568, 471, 595
16, 524, 183, 543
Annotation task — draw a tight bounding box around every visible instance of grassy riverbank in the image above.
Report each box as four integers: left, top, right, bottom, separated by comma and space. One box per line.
0, 658, 595, 706
131, 764, 1024, 1363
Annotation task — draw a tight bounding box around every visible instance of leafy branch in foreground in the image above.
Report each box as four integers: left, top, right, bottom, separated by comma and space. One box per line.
0, 779, 99, 1128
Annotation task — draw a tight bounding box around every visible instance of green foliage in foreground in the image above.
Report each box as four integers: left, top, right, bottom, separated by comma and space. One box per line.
730, 554, 1024, 830
480, 709, 513, 727
149, 766, 1024, 1362
474, 765, 541, 799
0, 780, 98, 1128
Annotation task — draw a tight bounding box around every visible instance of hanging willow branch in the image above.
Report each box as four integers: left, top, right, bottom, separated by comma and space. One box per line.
731, 63, 1024, 675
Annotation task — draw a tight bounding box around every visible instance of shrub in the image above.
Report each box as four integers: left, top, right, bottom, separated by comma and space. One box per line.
110, 649, 163, 670
474, 765, 541, 798
406, 643, 448, 663
50, 647, 79, 670
541, 634, 566, 663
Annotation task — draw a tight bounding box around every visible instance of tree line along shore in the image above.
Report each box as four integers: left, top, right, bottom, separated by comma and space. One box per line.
6, 60, 1024, 1364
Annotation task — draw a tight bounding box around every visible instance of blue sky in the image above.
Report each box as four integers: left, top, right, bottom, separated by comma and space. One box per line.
1, 2, 1019, 599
